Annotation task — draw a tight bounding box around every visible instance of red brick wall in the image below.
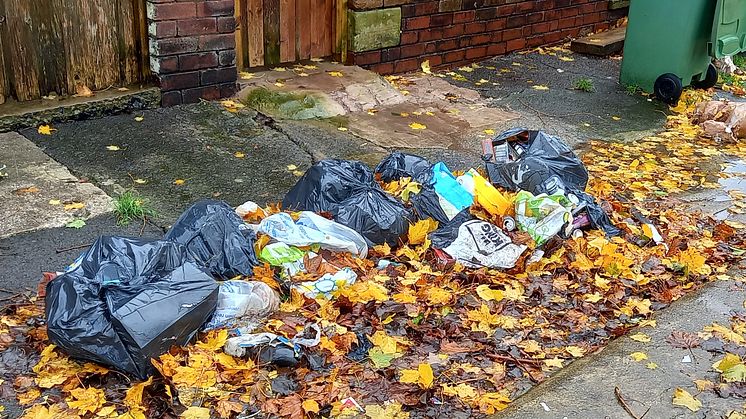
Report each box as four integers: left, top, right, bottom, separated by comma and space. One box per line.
350, 0, 626, 74
147, 0, 238, 106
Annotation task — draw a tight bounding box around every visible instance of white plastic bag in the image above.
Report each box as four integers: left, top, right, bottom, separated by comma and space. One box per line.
442, 220, 527, 269
514, 191, 572, 245
204, 280, 279, 331
258, 212, 368, 257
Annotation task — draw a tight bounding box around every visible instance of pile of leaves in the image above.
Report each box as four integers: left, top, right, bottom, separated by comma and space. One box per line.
2, 91, 746, 419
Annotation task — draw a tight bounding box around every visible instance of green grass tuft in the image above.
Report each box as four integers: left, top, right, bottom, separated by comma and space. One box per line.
624, 83, 641, 96
114, 190, 155, 226
573, 78, 595, 92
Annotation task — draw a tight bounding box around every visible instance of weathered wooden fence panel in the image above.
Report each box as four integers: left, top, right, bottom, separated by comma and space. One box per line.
236, 0, 342, 69
0, 0, 150, 103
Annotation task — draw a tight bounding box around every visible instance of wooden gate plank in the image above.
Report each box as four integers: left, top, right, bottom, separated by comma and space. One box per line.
4, 0, 41, 101
321, 0, 332, 57
309, 1, 323, 58
248, 0, 264, 67
235, 0, 248, 70
263, 0, 280, 67
296, 0, 311, 60
279, 0, 296, 63
0, 0, 9, 104
334, 0, 347, 62
133, 0, 151, 82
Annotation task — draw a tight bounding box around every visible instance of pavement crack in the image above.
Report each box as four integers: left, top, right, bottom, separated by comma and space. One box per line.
251, 111, 325, 163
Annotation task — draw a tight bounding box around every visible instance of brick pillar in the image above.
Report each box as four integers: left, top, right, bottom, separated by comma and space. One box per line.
147, 0, 238, 106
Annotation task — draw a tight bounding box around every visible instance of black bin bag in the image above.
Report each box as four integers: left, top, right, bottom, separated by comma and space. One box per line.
485, 128, 589, 194
46, 236, 218, 379
283, 159, 412, 246
335, 188, 413, 247
374, 152, 431, 183
165, 200, 259, 280
282, 159, 374, 212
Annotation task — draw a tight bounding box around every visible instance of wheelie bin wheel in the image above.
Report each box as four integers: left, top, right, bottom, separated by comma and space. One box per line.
654, 73, 684, 105
692, 63, 718, 90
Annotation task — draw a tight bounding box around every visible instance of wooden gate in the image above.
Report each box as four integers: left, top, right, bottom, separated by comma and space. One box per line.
0, 0, 150, 104
235, 0, 347, 69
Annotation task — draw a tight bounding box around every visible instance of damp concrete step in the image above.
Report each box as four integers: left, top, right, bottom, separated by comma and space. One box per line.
571, 26, 627, 56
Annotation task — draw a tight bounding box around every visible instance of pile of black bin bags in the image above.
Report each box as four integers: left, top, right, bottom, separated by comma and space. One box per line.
46, 200, 259, 379
46, 129, 621, 379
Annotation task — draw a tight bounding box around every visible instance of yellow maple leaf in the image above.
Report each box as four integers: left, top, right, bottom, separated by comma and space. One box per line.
364, 401, 409, 419
399, 368, 420, 384
418, 363, 434, 388
466, 304, 499, 334
134, 116, 144, 122
420, 60, 432, 74
477, 391, 511, 414
369, 331, 399, 355
676, 248, 710, 275
630, 332, 651, 343
566, 345, 585, 358
16, 388, 40, 405
21, 404, 67, 419
409, 122, 427, 130
173, 179, 186, 186
484, 129, 495, 135
328, 71, 344, 77
532, 85, 549, 90
196, 329, 228, 351
543, 357, 563, 369
442, 383, 477, 400
611, 116, 621, 121
704, 323, 746, 345
476, 284, 504, 302
393, 288, 417, 304
408, 219, 437, 245
67, 386, 106, 414
234, 151, 245, 158
64, 202, 85, 211
38, 125, 56, 135
646, 362, 658, 369
302, 399, 320, 414
180, 406, 211, 419
373, 242, 391, 256
672, 387, 701, 412
340, 281, 389, 303
426, 287, 452, 305
630, 352, 648, 361
124, 376, 153, 410
106, 145, 121, 151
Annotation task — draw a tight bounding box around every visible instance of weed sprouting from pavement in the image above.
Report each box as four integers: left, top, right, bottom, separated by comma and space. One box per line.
114, 190, 155, 225
573, 78, 595, 92
625, 83, 641, 96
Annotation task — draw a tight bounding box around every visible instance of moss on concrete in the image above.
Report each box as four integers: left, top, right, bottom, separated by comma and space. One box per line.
348, 8, 402, 52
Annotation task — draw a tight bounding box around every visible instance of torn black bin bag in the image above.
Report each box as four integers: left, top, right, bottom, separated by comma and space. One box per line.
282, 159, 374, 212
283, 159, 413, 246
485, 128, 589, 194
375, 152, 432, 183
573, 191, 622, 237
165, 200, 259, 280
335, 188, 413, 247
428, 209, 475, 249
46, 236, 218, 379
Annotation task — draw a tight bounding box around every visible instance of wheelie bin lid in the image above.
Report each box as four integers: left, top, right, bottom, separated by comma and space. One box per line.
712, 0, 746, 58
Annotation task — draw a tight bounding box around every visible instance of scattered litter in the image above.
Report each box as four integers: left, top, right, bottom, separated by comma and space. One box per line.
340, 397, 365, 412
682, 355, 692, 363
294, 268, 358, 299
439, 220, 527, 269
224, 323, 321, 367
540, 401, 551, 411
204, 281, 279, 332
515, 191, 573, 245
432, 162, 474, 220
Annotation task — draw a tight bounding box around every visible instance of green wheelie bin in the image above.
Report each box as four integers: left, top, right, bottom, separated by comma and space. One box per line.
620, 0, 746, 104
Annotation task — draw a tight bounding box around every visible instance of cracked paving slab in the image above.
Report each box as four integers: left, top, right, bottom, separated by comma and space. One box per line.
0, 132, 113, 239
